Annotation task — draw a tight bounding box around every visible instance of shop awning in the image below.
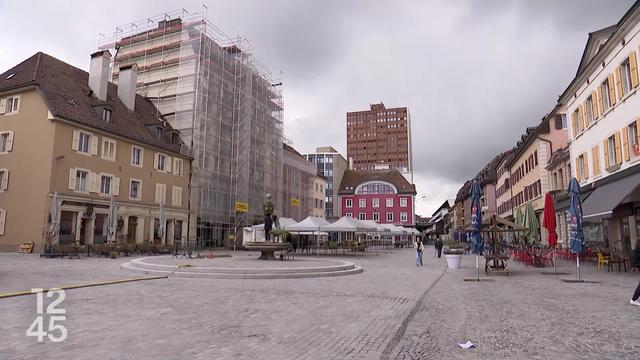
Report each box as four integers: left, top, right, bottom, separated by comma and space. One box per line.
582, 173, 640, 219
555, 191, 591, 211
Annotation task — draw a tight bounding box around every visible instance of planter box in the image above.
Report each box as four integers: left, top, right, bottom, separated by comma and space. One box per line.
445, 254, 462, 269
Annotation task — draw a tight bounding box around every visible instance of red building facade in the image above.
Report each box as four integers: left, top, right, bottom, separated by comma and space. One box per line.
338, 169, 416, 226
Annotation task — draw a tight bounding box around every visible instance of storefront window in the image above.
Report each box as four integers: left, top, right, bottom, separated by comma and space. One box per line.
583, 221, 604, 244
94, 214, 107, 244
622, 216, 631, 253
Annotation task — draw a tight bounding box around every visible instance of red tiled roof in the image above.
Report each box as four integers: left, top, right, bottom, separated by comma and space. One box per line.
0, 52, 184, 154
338, 169, 416, 195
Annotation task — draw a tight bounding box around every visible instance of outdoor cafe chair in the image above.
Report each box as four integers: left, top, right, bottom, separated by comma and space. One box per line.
597, 252, 610, 271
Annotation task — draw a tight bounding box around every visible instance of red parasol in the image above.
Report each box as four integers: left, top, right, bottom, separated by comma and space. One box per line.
542, 192, 558, 248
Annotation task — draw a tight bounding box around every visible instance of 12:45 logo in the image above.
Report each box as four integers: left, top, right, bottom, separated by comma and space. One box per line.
26, 288, 67, 343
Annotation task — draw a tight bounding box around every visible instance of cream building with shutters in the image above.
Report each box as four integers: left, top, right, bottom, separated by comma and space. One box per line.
559, 3, 640, 253
0, 51, 192, 252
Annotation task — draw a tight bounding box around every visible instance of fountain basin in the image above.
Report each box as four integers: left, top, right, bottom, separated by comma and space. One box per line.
245, 241, 290, 260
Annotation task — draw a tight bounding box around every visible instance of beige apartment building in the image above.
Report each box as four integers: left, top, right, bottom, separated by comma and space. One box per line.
0, 51, 192, 252
508, 108, 568, 244
546, 146, 572, 246
311, 175, 328, 217
496, 151, 515, 218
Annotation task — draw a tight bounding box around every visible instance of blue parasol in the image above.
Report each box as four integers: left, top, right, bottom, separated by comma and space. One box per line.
568, 177, 585, 281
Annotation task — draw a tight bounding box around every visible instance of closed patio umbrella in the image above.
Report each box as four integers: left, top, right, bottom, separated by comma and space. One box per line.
106, 196, 117, 244
543, 192, 558, 273
47, 192, 61, 253
470, 180, 483, 281
568, 177, 585, 281
524, 202, 540, 245
158, 201, 165, 243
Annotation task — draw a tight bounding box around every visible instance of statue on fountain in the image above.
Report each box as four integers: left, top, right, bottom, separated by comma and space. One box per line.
263, 193, 274, 241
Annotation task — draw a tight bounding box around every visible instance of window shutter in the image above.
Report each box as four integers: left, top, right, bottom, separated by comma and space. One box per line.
576, 106, 583, 130
592, 147, 598, 175
90, 135, 98, 155
154, 153, 159, 170
614, 132, 622, 165
608, 73, 617, 105
0, 209, 6, 235
603, 139, 610, 169
155, 184, 161, 203
72, 130, 79, 151
0, 99, 6, 114
637, 119, 640, 151
68, 168, 76, 190
1, 170, 8, 190
6, 131, 14, 151
597, 86, 604, 116
630, 51, 639, 88
554, 114, 562, 129
616, 66, 623, 100
622, 126, 630, 161
571, 112, 578, 137
166, 157, 172, 173
582, 153, 589, 180
173, 159, 180, 175
89, 172, 98, 193
113, 177, 120, 196
591, 91, 599, 120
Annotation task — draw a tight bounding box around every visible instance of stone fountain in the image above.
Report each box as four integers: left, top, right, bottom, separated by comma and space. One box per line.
244, 194, 289, 260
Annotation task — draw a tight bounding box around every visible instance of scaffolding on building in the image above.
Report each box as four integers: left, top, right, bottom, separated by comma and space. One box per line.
98, 9, 284, 247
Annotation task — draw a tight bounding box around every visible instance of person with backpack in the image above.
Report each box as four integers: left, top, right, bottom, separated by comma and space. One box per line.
414, 238, 424, 267
434, 236, 444, 258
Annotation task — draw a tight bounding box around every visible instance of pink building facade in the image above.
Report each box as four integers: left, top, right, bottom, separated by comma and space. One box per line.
338, 170, 416, 226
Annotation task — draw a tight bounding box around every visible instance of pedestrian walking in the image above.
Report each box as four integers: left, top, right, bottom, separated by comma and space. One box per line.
434, 236, 444, 258
630, 241, 640, 307
414, 238, 424, 267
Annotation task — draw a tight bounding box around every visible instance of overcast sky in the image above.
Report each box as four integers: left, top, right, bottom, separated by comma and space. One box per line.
0, 0, 635, 216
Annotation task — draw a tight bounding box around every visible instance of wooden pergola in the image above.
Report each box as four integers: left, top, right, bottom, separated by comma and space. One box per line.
457, 215, 528, 275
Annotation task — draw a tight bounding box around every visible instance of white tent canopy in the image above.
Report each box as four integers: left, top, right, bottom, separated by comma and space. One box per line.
361, 220, 390, 233
319, 216, 377, 233
251, 217, 297, 230
380, 224, 407, 235
284, 216, 330, 232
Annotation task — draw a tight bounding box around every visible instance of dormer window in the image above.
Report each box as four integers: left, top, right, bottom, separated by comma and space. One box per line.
171, 132, 179, 144
102, 108, 112, 122
157, 127, 164, 140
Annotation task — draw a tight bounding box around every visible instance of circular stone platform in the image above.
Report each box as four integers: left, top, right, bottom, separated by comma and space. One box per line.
121, 255, 363, 279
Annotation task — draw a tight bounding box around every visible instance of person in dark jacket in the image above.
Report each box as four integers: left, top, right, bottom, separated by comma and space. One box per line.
630, 241, 640, 307
434, 237, 444, 258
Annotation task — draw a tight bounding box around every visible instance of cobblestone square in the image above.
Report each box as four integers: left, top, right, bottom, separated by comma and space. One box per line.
1, 247, 639, 359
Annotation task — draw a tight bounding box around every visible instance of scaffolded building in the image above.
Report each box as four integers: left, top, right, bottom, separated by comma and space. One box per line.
98, 9, 284, 246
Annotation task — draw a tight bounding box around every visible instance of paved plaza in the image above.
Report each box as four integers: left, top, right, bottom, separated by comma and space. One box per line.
1, 247, 639, 359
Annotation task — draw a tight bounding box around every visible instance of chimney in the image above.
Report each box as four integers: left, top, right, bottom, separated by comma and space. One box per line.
117, 64, 138, 112
88, 50, 111, 102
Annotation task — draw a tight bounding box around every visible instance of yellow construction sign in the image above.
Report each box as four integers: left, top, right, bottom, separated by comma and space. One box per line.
235, 201, 249, 213
291, 198, 300, 206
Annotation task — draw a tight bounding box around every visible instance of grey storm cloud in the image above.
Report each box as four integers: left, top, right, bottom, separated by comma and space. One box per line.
0, 0, 635, 215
